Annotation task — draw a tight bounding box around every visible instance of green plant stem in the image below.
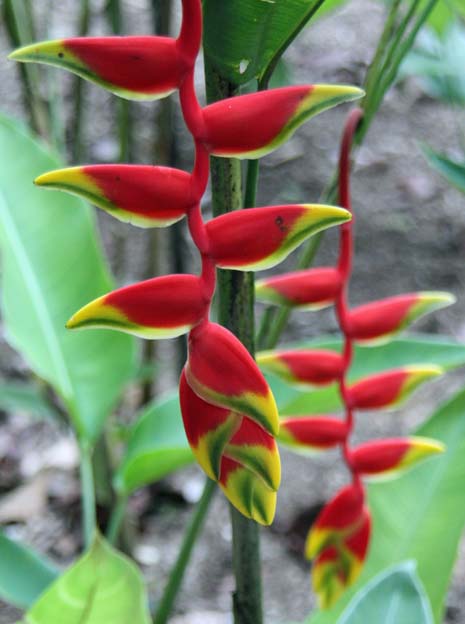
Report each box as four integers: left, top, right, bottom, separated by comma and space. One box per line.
205, 60, 263, 624
3, 0, 49, 137
106, 495, 128, 545
80, 445, 96, 549
72, 0, 91, 161
153, 479, 216, 624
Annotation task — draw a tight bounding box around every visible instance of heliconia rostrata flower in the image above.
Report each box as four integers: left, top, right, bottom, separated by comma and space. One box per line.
11, 0, 367, 527
256, 107, 451, 605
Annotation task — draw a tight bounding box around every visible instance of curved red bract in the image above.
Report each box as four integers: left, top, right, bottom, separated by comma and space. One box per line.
65, 36, 185, 95
106, 274, 208, 329
202, 86, 313, 155
84, 165, 194, 220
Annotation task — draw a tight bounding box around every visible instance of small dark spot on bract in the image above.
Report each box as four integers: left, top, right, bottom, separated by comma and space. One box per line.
58, 52, 64, 58
115, 176, 121, 182
275, 215, 288, 233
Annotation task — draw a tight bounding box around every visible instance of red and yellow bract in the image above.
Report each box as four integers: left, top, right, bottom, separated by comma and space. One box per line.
257, 349, 344, 387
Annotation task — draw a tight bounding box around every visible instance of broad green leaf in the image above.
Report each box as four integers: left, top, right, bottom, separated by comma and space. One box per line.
423, 145, 465, 195
20, 534, 150, 624
203, 0, 335, 86
0, 533, 58, 609
337, 562, 433, 624
269, 334, 465, 415
423, 0, 465, 34
0, 381, 60, 420
307, 386, 465, 624
115, 392, 193, 495
0, 114, 136, 443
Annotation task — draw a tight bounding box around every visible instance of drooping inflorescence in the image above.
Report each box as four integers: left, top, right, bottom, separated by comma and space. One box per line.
257, 108, 453, 603
10, 0, 364, 526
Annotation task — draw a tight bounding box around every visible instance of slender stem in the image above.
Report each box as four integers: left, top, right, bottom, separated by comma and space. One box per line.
153, 479, 216, 624
335, 109, 364, 487
71, 0, 90, 161
80, 445, 96, 549
205, 58, 263, 624
106, 495, 128, 545
3, 0, 49, 137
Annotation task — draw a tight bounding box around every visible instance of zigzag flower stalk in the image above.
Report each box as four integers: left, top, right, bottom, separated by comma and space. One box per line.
257, 108, 452, 608
11, 0, 363, 527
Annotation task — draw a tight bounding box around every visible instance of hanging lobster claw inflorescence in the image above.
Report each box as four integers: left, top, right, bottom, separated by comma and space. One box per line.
10, 0, 364, 527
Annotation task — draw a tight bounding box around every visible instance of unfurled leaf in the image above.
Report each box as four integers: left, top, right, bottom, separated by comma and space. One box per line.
423, 145, 465, 195
203, 0, 345, 86
206, 205, 350, 271
347, 292, 455, 345
257, 349, 343, 387
67, 274, 208, 339
20, 534, 150, 624
202, 85, 363, 159
10, 37, 187, 100
337, 562, 434, 624
35, 165, 195, 228
279, 416, 348, 452
114, 393, 193, 496
186, 322, 279, 435
0, 114, 135, 443
256, 267, 342, 309
0, 533, 58, 609
347, 366, 443, 411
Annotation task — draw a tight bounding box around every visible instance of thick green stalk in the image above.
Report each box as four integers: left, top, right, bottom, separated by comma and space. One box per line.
153, 479, 216, 624
80, 445, 96, 549
205, 63, 263, 624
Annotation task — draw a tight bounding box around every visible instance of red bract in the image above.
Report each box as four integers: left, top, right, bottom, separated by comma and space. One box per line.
347, 291, 455, 344
201, 85, 363, 158
349, 437, 444, 477
35, 165, 195, 228
206, 205, 350, 271
257, 349, 344, 386
279, 417, 348, 451
305, 484, 365, 558
66, 274, 208, 339
347, 366, 442, 410
9, 37, 186, 100
255, 267, 342, 309
186, 322, 280, 436
312, 510, 371, 609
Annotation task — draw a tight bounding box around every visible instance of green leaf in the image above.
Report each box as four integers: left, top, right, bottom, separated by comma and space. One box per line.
20, 534, 150, 624
115, 392, 193, 495
0, 114, 137, 443
203, 0, 335, 86
269, 334, 465, 415
0, 533, 58, 609
0, 381, 59, 420
423, 145, 465, 195
307, 386, 465, 624
337, 562, 434, 624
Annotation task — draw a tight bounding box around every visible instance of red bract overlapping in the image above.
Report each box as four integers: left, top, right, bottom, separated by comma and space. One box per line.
12, 0, 365, 526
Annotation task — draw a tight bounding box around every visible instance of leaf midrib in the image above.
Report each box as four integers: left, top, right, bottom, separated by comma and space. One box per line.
0, 190, 73, 400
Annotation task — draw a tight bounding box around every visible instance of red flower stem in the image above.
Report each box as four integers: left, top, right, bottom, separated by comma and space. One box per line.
177, 0, 203, 64
335, 108, 363, 487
